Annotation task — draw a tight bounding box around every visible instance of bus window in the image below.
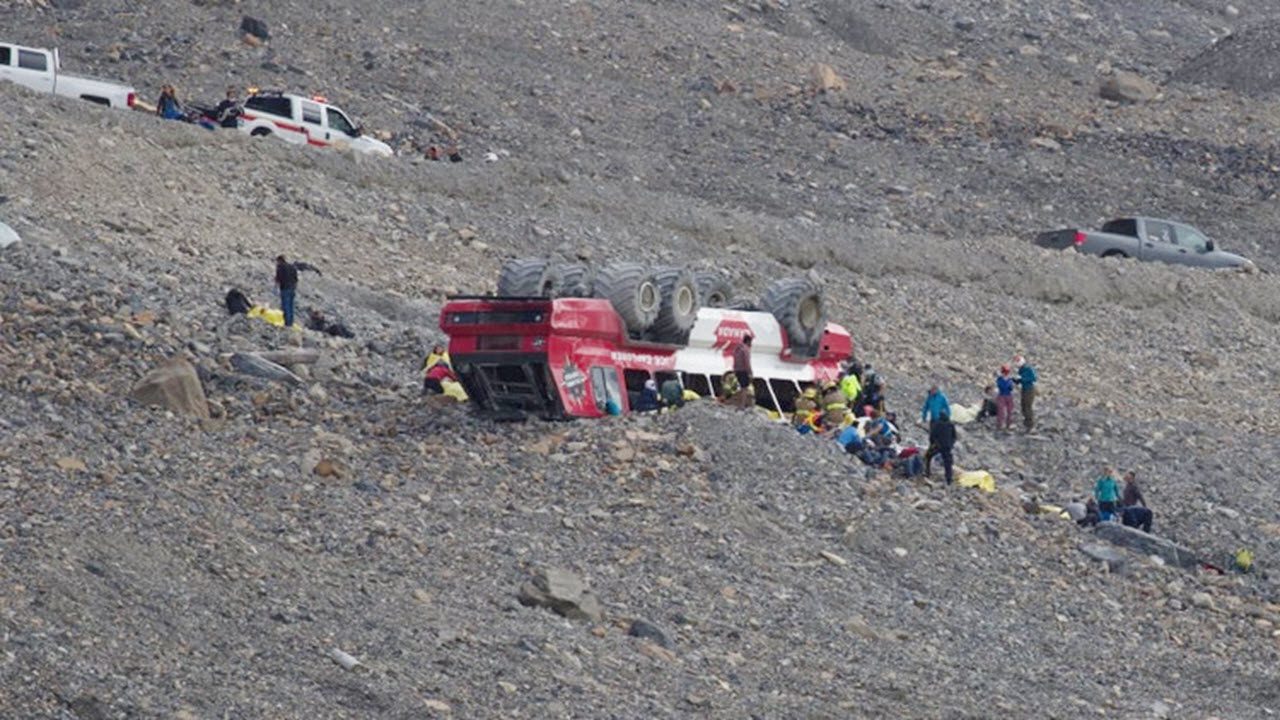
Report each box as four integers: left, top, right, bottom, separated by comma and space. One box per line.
682, 373, 711, 399
655, 371, 680, 386
709, 374, 724, 399
590, 366, 624, 413
623, 369, 650, 393
770, 379, 801, 413
753, 378, 779, 412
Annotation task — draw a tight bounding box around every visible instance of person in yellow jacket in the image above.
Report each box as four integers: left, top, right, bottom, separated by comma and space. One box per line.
423, 344, 451, 374
839, 370, 861, 407
821, 381, 848, 428
795, 386, 819, 414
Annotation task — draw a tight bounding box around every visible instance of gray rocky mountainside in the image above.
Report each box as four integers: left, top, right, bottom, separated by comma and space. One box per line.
3, 0, 1280, 717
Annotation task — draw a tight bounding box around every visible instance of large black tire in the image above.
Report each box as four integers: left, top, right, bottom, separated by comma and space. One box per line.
650, 266, 701, 343
546, 262, 595, 298
761, 277, 826, 351
593, 262, 660, 334
497, 258, 555, 297
695, 271, 733, 308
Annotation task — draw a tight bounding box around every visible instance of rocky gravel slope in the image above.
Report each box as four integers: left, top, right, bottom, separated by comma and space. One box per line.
3, 1, 1280, 717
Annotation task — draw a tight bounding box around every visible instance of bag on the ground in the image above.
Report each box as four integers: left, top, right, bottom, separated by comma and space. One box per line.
1234, 548, 1255, 573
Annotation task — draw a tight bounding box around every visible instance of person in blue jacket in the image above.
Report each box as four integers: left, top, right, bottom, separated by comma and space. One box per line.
920, 384, 951, 426
1013, 355, 1039, 431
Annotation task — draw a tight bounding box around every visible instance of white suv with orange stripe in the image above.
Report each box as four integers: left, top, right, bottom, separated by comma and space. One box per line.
239, 90, 393, 157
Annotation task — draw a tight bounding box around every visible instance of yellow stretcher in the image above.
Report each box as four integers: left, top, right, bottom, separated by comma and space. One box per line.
956, 470, 996, 493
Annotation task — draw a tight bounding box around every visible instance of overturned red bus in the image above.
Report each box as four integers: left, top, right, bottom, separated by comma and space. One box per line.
439, 295, 853, 420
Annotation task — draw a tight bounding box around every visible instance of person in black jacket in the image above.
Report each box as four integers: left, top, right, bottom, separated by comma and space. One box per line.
926, 411, 958, 485
274, 255, 322, 327
212, 86, 242, 128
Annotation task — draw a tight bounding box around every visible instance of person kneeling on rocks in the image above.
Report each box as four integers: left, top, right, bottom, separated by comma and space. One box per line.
1119, 470, 1153, 533
422, 359, 458, 395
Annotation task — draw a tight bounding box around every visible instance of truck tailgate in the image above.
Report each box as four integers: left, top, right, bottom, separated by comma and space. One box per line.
1033, 229, 1082, 250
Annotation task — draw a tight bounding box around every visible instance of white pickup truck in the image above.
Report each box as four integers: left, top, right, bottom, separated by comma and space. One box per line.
0, 41, 136, 109
239, 90, 393, 157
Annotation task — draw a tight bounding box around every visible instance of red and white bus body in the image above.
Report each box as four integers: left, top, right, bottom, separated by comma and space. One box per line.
440, 296, 852, 420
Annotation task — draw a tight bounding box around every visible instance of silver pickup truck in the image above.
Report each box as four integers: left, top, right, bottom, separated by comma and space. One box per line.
1035, 217, 1253, 270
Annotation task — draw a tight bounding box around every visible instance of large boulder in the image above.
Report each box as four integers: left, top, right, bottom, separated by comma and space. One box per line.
517, 567, 604, 622
230, 352, 304, 386
1093, 523, 1201, 570
129, 358, 210, 419
1099, 72, 1158, 103
0, 221, 19, 250
240, 15, 270, 41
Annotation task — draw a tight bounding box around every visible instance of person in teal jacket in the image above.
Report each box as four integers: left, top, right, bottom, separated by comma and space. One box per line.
1013, 355, 1039, 431
1094, 467, 1121, 522
920, 385, 951, 426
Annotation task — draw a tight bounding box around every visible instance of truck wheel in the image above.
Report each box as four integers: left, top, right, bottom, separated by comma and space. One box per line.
594, 262, 660, 334
497, 258, 555, 297
1102, 250, 1129, 259
761, 277, 826, 352
250, 127, 272, 137
695, 271, 733, 308
650, 267, 701, 343
545, 262, 594, 298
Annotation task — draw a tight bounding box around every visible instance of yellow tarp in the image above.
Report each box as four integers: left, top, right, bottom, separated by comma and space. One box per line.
956, 470, 996, 493
949, 403, 980, 425
441, 379, 468, 402
1035, 503, 1072, 520
247, 305, 285, 327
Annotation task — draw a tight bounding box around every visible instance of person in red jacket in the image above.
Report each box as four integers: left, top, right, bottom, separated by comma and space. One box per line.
422, 360, 458, 395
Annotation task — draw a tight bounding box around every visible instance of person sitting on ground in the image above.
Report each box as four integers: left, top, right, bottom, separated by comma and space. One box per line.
976, 384, 998, 422
925, 410, 958, 485
156, 84, 185, 121
422, 359, 458, 395
861, 378, 886, 415
305, 309, 355, 339
634, 378, 661, 412
835, 424, 862, 454
659, 378, 684, 410
864, 408, 892, 442
857, 440, 891, 468
892, 444, 925, 478
1119, 470, 1154, 533
1078, 498, 1101, 527
882, 411, 901, 442
212, 86, 242, 128
225, 287, 252, 316
1093, 467, 1122, 522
